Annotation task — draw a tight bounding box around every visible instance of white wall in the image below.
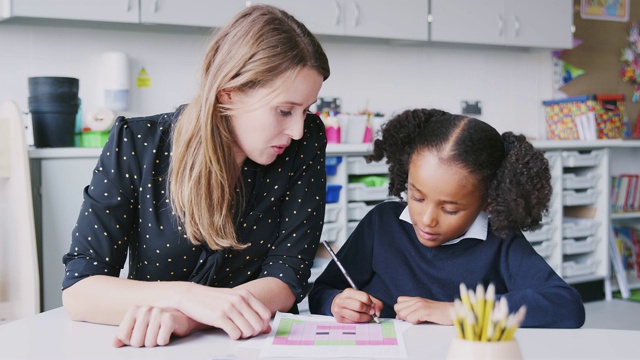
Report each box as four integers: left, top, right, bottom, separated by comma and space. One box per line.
0, 22, 554, 139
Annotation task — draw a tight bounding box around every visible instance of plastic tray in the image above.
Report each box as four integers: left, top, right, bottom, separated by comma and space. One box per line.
326, 184, 342, 203
347, 221, 359, 236
347, 183, 389, 202
531, 240, 556, 258
325, 156, 342, 175
324, 203, 341, 223
561, 150, 604, 168
347, 156, 389, 175
562, 172, 599, 190
320, 222, 341, 243
562, 189, 599, 206
562, 218, 600, 239
309, 257, 330, 284
347, 202, 376, 221
523, 224, 555, 242
562, 257, 599, 277
562, 236, 600, 255
544, 151, 560, 167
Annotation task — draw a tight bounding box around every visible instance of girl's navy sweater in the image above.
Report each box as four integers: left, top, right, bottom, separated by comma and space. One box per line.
309, 201, 585, 328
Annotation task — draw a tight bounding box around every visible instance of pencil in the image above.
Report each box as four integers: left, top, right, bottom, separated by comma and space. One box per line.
480, 283, 495, 342
321, 241, 380, 323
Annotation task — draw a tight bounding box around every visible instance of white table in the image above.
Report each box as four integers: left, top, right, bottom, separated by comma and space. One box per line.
1, 300, 639, 359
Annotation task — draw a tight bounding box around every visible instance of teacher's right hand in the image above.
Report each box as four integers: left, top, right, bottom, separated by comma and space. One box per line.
177, 285, 272, 340
331, 288, 383, 323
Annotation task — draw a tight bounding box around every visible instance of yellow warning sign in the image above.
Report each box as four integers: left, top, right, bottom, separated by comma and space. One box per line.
136, 67, 151, 88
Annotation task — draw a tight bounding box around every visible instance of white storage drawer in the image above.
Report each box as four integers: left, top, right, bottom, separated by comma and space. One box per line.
347, 157, 389, 175
324, 203, 341, 223
562, 189, 599, 206
347, 202, 376, 221
562, 218, 600, 239
561, 150, 604, 168
523, 224, 555, 242
531, 240, 556, 258
562, 236, 600, 255
347, 221, 359, 237
562, 257, 599, 277
562, 172, 599, 190
320, 222, 341, 243
347, 183, 389, 202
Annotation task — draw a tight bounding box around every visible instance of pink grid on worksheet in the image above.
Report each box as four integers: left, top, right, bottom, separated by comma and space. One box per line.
272, 319, 398, 346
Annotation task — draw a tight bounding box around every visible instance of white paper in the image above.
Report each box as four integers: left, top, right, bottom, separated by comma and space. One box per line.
259, 312, 410, 358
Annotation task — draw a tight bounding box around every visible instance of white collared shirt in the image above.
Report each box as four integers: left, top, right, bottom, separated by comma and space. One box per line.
399, 205, 488, 245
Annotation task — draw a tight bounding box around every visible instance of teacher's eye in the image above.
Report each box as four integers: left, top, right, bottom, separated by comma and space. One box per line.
278, 109, 293, 117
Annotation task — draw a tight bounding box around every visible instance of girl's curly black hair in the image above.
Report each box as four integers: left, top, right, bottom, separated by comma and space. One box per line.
366, 108, 552, 238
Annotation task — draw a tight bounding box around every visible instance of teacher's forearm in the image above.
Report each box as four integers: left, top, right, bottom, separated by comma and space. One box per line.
235, 277, 296, 314
62, 275, 190, 325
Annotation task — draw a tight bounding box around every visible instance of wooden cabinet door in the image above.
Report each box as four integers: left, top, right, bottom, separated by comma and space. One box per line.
430, 0, 504, 46
504, 0, 573, 49
7, 0, 139, 23
140, 0, 243, 28
343, 0, 428, 41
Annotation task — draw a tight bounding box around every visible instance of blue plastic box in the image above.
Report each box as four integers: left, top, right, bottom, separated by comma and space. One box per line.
325, 156, 343, 175
326, 184, 342, 203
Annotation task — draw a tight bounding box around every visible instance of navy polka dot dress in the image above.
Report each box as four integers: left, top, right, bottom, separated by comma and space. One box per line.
62, 108, 327, 303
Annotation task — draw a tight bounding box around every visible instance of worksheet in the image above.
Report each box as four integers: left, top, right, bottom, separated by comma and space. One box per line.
259, 312, 410, 358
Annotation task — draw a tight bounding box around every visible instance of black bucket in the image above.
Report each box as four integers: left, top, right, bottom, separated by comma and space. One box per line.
31, 111, 76, 147
28, 76, 80, 147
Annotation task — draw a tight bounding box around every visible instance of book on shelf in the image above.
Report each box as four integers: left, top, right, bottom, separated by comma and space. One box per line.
610, 174, 640, 212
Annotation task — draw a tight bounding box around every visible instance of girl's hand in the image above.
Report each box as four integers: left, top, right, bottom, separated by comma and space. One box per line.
330, 288, 383, 323
113, 306, 203, 348
176, 285, 272, 340
394, 296, 453, 325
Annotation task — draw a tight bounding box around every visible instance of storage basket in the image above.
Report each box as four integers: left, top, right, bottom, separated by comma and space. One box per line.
542, 94, 629, 140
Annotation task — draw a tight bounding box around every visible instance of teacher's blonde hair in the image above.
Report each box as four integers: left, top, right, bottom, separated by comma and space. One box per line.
169, 4, 330, 250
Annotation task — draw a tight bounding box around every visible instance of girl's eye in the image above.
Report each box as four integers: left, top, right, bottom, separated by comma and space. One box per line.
443, 208, 459, 215
410, 195, 424, 202
279, 109, 293, 117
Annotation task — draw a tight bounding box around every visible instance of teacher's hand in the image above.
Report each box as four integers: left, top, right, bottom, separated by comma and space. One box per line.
176, 285, 272, 340
113, 306, 201, 347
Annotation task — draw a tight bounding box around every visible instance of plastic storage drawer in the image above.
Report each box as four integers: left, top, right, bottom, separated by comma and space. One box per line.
347, 202, 376, 221
562, 189, 599, 206
347, 221, 359, 236
531, 240, 556, 258
562, 236, 600, 255
347, 157, 389, 175
347, 183, 389, 202
523, 224, 555, 242
562, 172, 599, 190
324, 203, 341, 223
320, 222, 341, 243
561, 150, 604, 168
562, 218, 600, 239
326, 184, 342, 203
562, 257, 599, 277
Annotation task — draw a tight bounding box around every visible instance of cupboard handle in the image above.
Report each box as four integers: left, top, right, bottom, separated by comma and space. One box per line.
353, 2, 360, 27
152, 0, 158, 13
334, 0, 341, 26
513, 16, 520, 37
126, 0, 131, 12
497, 14, 503, 36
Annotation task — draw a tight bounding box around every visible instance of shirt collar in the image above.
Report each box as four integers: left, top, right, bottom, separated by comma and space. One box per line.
399, 205, 488, 245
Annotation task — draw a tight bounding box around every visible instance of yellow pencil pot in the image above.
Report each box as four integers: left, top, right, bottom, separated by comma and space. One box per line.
446, 338, 522, 360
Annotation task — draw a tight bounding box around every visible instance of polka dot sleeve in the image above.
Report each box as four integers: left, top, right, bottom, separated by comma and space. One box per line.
62, 117, 141, 289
